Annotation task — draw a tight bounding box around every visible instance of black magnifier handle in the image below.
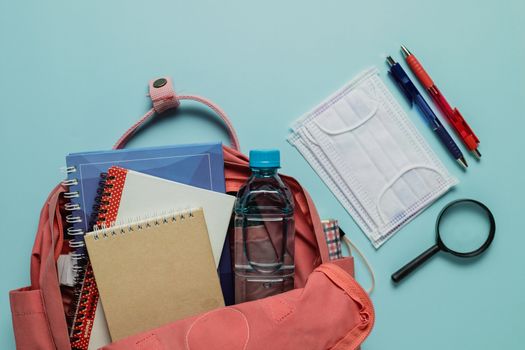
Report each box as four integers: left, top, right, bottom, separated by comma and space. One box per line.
392, 244, 441, 283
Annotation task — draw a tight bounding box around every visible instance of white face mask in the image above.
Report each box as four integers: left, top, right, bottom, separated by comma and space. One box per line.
289, 68, 458, 248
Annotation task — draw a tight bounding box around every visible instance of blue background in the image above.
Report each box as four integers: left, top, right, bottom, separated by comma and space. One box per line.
1, 1, 523, 348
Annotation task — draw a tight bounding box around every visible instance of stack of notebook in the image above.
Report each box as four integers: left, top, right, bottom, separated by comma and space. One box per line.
62, 143, 235, 349
85, 166, 235, 341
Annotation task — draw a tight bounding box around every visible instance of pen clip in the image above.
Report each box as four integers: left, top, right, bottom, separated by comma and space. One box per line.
387, 70, 414, 107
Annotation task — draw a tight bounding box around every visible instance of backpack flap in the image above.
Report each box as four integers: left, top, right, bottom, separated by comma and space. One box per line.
100, 263, 374, 350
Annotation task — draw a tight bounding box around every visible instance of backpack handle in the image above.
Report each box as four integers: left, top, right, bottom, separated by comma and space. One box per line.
113, 77, 241, 151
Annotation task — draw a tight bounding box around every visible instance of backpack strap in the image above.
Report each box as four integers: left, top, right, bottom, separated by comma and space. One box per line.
113, 77, 241, 151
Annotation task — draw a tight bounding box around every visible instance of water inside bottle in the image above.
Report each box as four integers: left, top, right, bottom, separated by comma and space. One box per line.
233, 162, 295, 304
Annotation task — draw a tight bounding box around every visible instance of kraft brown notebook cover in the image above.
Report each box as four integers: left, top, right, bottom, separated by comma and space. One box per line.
85, 208, 224, 341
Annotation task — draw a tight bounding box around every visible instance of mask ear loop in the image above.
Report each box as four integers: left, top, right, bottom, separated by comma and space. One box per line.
375, 164, 448, 225
341, 234, 375, 295
311, 85, 379, 135
312, 99, 378, 135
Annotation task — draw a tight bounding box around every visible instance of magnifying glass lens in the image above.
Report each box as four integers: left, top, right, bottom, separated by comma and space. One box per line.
438, 202, 492, 253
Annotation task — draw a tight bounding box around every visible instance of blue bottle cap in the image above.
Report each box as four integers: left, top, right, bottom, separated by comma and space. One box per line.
249, 149, 280, 168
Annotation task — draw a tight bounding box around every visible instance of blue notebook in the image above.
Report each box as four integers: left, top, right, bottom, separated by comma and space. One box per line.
65, 143, 226, 235
64, 142, 234, 342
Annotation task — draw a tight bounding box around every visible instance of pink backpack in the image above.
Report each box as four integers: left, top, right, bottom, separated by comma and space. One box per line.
9, 77, 374, 350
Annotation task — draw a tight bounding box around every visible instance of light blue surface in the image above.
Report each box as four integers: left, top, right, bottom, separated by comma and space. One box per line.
1, 1, 523, 348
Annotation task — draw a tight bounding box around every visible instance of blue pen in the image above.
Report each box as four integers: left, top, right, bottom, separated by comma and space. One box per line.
386, 56, 468, 169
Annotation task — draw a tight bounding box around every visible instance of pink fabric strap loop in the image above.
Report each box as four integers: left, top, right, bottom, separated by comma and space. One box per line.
149, 77, 180, 113
114, 77, 240, 151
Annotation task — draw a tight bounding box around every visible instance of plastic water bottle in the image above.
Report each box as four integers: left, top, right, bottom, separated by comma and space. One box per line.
234, 150, 295, 304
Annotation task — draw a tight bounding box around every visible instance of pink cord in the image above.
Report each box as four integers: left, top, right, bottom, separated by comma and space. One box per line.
113, 77, 240, 151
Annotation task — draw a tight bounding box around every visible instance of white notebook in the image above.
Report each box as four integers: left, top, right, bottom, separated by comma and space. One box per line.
99, 166, 236, 265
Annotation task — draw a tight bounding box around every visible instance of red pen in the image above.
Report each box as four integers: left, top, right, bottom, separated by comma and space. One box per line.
400, 45, 481, 158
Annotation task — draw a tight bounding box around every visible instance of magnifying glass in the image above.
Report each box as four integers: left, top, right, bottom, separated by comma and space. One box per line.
392, 199, 496, 283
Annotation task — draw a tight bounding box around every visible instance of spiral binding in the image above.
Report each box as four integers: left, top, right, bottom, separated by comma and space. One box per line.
93, 172, 117, 226
91, 209, 196, 241
61, 166, 84, 257
63, 170, 114, 343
